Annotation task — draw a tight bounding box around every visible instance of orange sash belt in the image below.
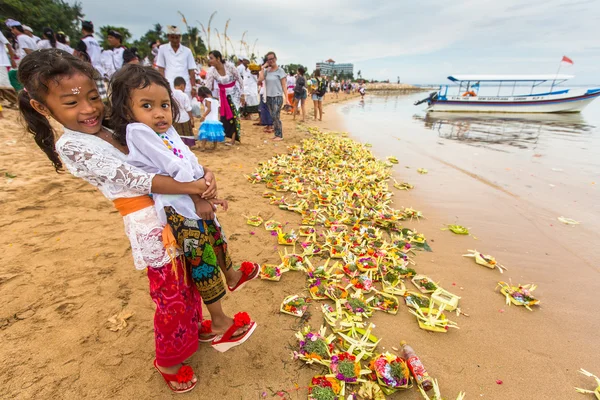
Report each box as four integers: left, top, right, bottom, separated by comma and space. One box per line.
113, 196, 183, 277
113, 196, 155, 216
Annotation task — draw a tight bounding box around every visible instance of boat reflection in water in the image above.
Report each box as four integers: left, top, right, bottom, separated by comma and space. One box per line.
413, 112, 595, 150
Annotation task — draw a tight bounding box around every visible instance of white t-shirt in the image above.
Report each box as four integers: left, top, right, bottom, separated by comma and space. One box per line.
173, 88, 192, 123
37, 40, 73, 54
286, 76, 296, 94
203, 98, 220, 121
101, 46, 126, 78
0, 32, 11, 67
81, 35, 104, 77
155, 44, 196, 94
15, 34, 37, 62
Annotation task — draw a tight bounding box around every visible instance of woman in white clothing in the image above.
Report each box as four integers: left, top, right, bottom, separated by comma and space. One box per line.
205, 50, 244, 145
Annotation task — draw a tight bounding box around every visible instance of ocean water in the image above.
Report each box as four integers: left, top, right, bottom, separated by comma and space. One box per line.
335, 91, 599, 234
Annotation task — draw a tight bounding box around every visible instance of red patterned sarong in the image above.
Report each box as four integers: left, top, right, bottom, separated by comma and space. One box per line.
147, 258, 203, 367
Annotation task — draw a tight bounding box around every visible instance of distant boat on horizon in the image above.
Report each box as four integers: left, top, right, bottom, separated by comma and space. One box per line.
415, 75, 600, 113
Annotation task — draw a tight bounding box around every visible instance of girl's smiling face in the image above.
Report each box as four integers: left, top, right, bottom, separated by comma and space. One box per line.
129, 84, 173, 133
32, 72, 104, 134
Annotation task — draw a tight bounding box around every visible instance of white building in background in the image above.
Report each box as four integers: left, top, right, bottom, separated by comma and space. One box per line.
316, 59, 354, 77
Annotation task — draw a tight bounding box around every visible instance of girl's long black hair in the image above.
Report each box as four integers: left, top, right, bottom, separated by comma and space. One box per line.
42, 27, 57, 48
17, 49, 96, 172
109, 64, 180, 145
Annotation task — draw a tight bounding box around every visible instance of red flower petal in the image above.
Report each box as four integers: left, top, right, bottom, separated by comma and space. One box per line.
199, 320, 212, 334
496, 379, 503, 385
240, 261, 254, 276
234, 312, 251, 327
176, 365, 194, 383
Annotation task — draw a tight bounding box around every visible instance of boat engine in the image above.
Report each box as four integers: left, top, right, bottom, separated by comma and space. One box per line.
414, 92, 438, 106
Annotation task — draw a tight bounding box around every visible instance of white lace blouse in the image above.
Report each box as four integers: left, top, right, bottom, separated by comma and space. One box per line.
55, 128, 173, 270
126, 123, 205, 225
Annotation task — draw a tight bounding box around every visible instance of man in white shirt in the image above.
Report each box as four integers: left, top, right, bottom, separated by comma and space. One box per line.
239, 56, 259, 119
5, 19, 36, 64
22, 25, 41, 43
236, 57, 245, 80
76, 21, 105, 78
101, 29, 126, 79
156, 26, 196, 98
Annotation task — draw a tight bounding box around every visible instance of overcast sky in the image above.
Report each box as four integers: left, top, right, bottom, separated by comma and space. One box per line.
74, 0, 600, 84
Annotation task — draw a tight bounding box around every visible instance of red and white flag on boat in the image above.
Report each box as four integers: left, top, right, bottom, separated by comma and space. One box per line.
561, 56, 574, 64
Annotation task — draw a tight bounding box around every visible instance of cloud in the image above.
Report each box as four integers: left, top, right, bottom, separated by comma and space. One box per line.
76, 0, 600, 83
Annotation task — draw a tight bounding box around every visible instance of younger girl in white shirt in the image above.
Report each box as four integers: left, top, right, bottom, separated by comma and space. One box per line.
197, 86, 225, 151
109, 64, 258, 353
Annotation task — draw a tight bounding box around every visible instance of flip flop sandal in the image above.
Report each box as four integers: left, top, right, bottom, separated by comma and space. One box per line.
212, 312, 257, 353
198, 320, 217, 343
228, 262, 260, 292
153, 359, 197, 393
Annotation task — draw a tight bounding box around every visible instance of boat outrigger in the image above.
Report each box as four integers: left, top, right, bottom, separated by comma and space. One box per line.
415, 75, 600, 113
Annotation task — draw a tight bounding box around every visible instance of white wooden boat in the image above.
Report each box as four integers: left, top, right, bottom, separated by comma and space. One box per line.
415, 75, 600, 113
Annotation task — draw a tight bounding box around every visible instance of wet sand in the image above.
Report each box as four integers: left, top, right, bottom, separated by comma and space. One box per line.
1, 90, 597, 400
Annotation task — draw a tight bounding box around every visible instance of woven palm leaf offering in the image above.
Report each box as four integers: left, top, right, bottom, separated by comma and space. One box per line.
341, 290, 373, 319
305, 257, 336, 280
496, 281, 540, 311
443, 224, 470, 235
404, 291, 431, 310
279, 247, 307, 271
408, 297, 459, 333
386, 156, 399, 164
264, 219, 282, 231
262, 190, 276, 198
393, 178, 414, 191
328, 244, 348, 259
307, 375, 343, 400
403, 207, 424, 222
342, 256, 360, 278
328, 352, 371, 384
381, 271, 407, 296
301, 210, 319, 225
260, 264, 284, 281
356, 255, 379, 273
337, 323, 380, 359
431, 287, 461, 312
280, 295, 310, 317
575, 369, 600, 399
243, 214, 263, 227
411, 274, 439, 294
367, 291, 400, 314
293, 325, 336, 366
348, 273, 374, 292
277, 229, 299, 245
299, 225, 317, 237
321, 302, 356, 333
417, 168, 428, 174
369, 352, 412, 394
463, 249, 507, 273
269, 195, 285, 205
308, 278, 332, 301
325, 284, 349, 301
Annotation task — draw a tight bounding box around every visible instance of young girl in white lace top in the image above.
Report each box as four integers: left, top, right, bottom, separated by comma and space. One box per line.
109, 64, 258, 354
17, 49, 213, 393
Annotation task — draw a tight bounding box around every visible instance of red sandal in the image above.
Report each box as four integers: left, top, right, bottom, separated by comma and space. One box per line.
211, 312, 257, 353
228, 262, 260, 292
153, 359, 197, 393
198, 320, 217, 343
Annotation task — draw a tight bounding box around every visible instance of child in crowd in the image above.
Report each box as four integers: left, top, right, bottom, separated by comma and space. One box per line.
109, 64, 258, 353
172, 76, 196, 147
197, 86, 225, 151
18, 49, 214, 393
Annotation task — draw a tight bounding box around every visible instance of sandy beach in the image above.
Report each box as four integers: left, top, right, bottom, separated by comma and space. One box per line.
1, 90, 599, 400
